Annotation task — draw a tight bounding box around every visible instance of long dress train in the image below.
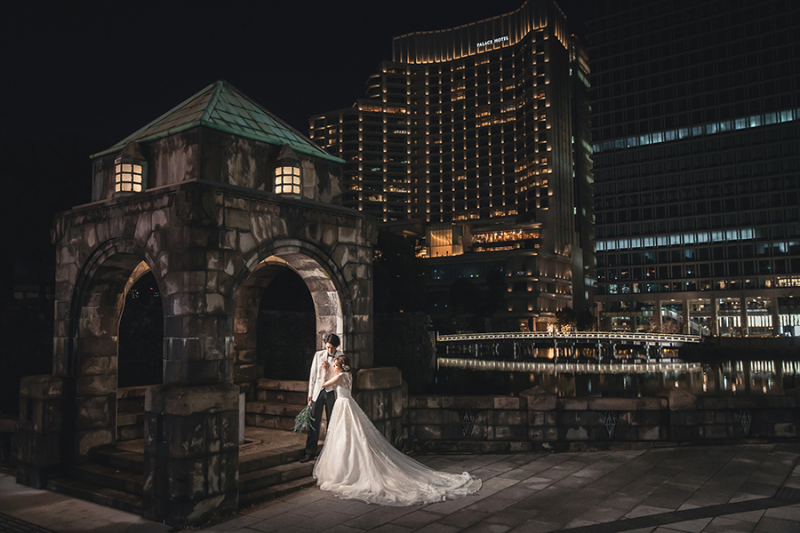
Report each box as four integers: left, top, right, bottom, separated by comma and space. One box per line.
313, 372, 481, 506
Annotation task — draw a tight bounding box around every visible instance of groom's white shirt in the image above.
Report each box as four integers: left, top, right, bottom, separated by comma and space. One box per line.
308, 348, 343, 402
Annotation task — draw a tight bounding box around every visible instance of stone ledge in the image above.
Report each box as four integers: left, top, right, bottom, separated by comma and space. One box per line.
0, 417, 18, 432
145, 383, 240, 415
19, 375, 64, 400
356, 367, 402, 390
255, 379, 307, 392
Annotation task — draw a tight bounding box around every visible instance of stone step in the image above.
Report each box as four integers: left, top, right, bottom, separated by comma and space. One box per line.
117, 412, 143, 426
256, 389, 308, 405
239, 444, 305, 474
239, 475, 316, 510
245, 414, 299, 431
255, 379, 307, 392
93, 447, 144, 472
240, 461, 315, 494
47, 477, 143, 515
68, 463, 143, 496
246, 401, 306, 418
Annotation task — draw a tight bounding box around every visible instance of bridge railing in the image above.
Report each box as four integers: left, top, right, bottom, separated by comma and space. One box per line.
436, 331, 702, 344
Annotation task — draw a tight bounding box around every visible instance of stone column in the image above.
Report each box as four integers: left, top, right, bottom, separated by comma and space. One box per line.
142, 191, 240, 526
65, 279, 123, 462
711, 297, 719, 337
682, 298, 690, 334
774, 360, 784, 394
16, 375, 64, 488
743, 361, 752, 394
655, 300, 663, 332
740, 296, 748, 336
143, 383, 240, 526
771, 297, 781, 336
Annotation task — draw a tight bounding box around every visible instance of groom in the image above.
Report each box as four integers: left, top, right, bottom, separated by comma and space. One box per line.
300, 333, 343, 463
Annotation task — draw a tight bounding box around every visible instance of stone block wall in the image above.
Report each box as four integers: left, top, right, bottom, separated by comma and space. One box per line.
668, 393, 799, 441
117, 385, 148, 441
15, 375, 64, 488
407, 395, 531, 454
354, 368, 406, 449
0, 417, 16, 468
527, 395, 668, 448
405, 386, 800, 453
143, 383, 240, 526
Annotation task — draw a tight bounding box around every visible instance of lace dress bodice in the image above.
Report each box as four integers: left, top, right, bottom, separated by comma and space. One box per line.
335, 372, 353, 400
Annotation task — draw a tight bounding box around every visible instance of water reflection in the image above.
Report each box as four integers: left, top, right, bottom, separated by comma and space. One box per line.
430, 359, 800, 398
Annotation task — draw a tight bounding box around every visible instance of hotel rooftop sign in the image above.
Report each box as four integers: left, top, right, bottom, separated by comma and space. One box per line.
392, 0, 568, 63
477, 36, 509, 48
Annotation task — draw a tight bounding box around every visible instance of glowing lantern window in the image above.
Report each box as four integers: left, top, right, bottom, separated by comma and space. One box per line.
114, 160, 144, 193
275, 165, 301, 195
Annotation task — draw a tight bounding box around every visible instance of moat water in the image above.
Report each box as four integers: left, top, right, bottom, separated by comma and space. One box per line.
430, 359, 800, 398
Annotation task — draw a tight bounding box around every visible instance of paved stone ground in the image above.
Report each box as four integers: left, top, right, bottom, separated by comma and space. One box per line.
2, 443, 800, 532
206, 443, 800, 533
0, 473, 171, 533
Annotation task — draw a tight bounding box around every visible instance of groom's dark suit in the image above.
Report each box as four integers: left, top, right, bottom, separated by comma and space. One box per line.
305, 348, 341, 457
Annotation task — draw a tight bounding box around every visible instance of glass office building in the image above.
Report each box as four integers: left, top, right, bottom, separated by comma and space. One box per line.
311, 0, 594, 330
587, 0, 800, 336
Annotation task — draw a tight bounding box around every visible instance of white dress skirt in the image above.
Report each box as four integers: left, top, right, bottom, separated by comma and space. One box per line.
313, 372, 482, 506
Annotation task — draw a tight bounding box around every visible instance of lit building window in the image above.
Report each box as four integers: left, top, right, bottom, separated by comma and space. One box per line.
275, 165, 301, 195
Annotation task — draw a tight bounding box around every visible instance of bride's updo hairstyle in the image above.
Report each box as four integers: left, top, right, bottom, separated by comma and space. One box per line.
336, 355, 351, 373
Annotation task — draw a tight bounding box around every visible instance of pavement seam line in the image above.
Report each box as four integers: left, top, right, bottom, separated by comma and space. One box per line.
0, 511, 58, 533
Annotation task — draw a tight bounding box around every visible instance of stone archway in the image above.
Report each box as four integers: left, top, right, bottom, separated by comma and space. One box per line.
66, 241, 163, 462
233, 242, 349, 389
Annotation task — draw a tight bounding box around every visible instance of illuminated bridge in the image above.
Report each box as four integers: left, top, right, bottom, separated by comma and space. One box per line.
436, 331, 703, 369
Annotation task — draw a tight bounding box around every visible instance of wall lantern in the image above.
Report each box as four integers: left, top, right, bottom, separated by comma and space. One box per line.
274, 144, 301, 196
114, 141, 147, 195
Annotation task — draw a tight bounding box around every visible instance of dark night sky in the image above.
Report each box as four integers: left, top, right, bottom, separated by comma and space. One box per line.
3, 1, 588, 148
1, 0, 587, 284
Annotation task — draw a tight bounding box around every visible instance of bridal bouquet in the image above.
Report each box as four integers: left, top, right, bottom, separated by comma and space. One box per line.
293, 404, 314, 433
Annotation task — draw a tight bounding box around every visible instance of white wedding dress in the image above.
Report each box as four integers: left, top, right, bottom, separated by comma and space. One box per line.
313, 372, 481, 506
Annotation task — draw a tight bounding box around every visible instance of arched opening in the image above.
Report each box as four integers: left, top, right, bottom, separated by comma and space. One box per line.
118, 271, 163, 388
257, 269, 315, 380
234, 250, 345, 439
117, 268, 163, 442
234, 252, 345, 386
68, 249, 162, 461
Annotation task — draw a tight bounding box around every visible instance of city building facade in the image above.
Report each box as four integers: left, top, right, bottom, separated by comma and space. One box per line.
587, 0, 800, 336
311, 0, 594, 330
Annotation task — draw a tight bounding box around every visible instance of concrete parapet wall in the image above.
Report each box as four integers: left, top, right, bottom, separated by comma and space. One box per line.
15, 375, 65, 487
405, 386, 800, 453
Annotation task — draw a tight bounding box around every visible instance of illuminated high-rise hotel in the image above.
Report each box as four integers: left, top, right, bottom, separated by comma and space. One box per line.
311, 0, 594, 330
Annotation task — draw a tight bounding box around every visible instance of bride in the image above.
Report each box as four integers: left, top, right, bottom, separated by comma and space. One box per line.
313, 355, 482, 506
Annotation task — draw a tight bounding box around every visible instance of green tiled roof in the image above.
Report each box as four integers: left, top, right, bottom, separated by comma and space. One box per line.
92, 80, 342, 163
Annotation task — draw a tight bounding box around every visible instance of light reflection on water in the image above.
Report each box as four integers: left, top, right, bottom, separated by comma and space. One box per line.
430, 359, 800, 398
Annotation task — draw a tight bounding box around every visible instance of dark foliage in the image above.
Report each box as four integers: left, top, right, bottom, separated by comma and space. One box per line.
373, 231, 427, 313
0, 300, 52, 417
556, 306, 597, 331
432, 270, 509, 334
373, 312, 435, 394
